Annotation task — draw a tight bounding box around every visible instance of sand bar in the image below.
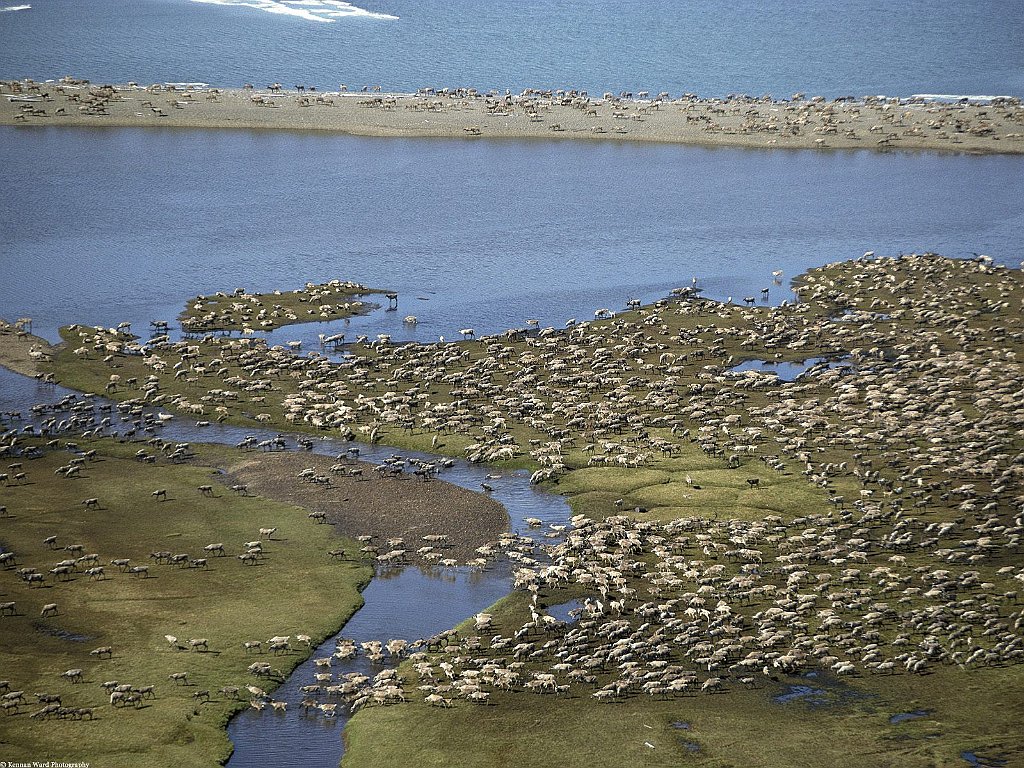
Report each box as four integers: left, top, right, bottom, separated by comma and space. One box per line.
0, 318, 54, 377
2, 78, 1023, 153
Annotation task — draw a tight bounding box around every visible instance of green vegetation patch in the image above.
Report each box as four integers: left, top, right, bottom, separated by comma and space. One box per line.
0, 437, 371, 767
552, 468, 674, 496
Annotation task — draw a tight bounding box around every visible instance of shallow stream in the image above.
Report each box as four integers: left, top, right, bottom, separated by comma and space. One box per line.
0, 364, 570, 766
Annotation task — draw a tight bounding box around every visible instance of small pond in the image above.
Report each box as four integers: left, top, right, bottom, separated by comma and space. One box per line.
890, 710, 929, 725
961, 752, 1008, 768
727, 356, 853, 382
544, 598, 584, 624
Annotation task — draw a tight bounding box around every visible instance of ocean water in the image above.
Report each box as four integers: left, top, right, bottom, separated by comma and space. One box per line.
1, 127, 1022, 345
1, 0, 1023, 98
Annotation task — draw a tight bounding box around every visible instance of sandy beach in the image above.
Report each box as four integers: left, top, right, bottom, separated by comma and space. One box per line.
2, 78, 1022, 153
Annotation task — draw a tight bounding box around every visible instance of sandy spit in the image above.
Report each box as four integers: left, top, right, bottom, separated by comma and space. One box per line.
0, 319, 54, 377
2, 79, 1023, 154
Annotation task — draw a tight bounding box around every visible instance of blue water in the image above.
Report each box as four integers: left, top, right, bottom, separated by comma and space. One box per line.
961, 752, 1008, 768
728, 357, 853, 382
1, 1, 1023, 98
1, 128, 1022, 345
545, 598, 582, 623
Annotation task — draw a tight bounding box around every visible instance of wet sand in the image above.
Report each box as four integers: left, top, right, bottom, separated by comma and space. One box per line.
221, 452, 509, 563
0, 319, 54, 377
2, 79, 1022, 153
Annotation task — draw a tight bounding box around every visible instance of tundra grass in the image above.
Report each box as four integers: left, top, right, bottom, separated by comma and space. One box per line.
0, 438, 371, 767
342, 417, 1023, 768
42, 256, 1024, 768
343, 663, 1024, 768
343, 586, 1024, 768
549, 458, 830, 523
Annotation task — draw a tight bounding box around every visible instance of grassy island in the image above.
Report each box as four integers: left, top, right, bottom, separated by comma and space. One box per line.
178, 280, 388, 334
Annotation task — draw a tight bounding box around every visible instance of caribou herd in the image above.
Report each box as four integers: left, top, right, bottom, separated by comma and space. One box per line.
1, 252, 1023, 724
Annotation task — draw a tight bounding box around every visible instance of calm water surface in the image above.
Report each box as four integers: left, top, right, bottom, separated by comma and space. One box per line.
2, 128, 1022, 345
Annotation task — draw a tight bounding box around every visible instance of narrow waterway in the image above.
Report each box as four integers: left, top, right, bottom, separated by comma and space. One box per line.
0, 363, 571, 767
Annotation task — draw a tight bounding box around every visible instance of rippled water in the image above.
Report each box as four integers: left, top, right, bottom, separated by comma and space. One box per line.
2, 0, 1023, 97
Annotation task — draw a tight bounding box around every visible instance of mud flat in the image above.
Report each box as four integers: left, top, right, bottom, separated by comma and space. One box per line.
222, 451, 509, 564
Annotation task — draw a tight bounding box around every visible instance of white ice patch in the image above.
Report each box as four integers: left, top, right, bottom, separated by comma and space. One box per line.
0, 4, 32, 11
189, 0, 398, 23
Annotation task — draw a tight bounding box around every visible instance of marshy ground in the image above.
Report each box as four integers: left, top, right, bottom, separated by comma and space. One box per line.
0, 432, 500, 766
4, 251, 1022, 766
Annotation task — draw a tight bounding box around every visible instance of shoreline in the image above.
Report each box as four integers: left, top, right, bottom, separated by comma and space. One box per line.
3, 79, 1023, 154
